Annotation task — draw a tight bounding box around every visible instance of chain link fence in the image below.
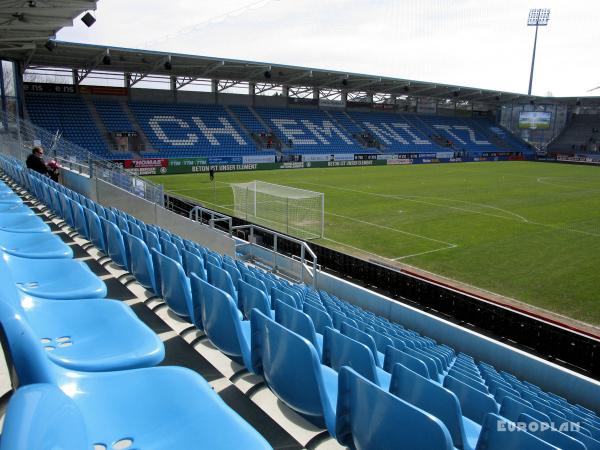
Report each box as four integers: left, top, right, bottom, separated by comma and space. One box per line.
0, 110, 164, 205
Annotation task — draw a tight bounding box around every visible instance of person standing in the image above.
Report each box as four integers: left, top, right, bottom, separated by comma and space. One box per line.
209, 167, 215, 182
26, 146, 48, 175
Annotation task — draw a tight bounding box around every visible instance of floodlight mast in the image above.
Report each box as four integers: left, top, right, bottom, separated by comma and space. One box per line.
527, 8, 550, 96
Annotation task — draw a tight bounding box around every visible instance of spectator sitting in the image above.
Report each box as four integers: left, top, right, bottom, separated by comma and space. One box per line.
26, 146, 48, 175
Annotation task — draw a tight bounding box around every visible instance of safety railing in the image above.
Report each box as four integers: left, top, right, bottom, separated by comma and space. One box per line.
188, 205, 232, 237
231, 223, 318, 289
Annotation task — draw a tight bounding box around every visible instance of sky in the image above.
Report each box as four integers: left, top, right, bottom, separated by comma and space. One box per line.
56, 0, 600, 97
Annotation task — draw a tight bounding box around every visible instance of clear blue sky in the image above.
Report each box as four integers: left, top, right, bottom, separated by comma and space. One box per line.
57, 0, 600, 97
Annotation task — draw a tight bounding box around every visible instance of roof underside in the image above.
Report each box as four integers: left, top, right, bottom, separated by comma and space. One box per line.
0, 0, 97, 52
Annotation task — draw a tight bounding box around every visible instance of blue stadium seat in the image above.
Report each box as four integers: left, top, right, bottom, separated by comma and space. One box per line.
181, 248, 207, 280
390, 363, 481, 450
261, 316, 338, 431
323, 326, 390, 389
340, 322, 384, 368
0, 212, 49, 232
336, 367, 454, 450
303, 302, 333, 335
239, 279, 273, 319
518, 413, 587, 450
154, 251, 193, 319
444, 375, 498, 425
274, 299, 323, 359
125, 233, 157, 294
383, 345, 431, 380
197, 277, 252, 368
100, 217, 128, 269
1, 253, 106, 300
206, 261, 237, 301
0, 230, 72, 259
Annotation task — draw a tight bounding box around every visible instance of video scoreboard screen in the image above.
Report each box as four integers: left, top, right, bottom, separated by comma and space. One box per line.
518, 111, 551, 130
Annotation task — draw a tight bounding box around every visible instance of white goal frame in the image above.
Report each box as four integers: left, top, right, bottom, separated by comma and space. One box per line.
231, 180, 324, 239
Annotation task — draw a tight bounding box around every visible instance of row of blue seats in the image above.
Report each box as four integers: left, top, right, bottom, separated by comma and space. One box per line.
7, 157, 597, 449
0, 162, 272, 449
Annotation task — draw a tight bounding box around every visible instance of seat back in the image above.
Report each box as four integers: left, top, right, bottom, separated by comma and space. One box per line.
199, 277, 250, 367
390, 363, 466, 449
142, 228, 161, 252
341, 322, 380, 367
188, 273, 206, 330
181, 249, 207, 280
249, 308, 271, 375
499, 396, 551, 423
0, 384, 89, 450
222, 261, 242, 289
262, 318, 335, 430
159, 238, 182, 264
444, 375, 498, 425
323, 327, 378, 383
272, 287, 298, 309
154, 251, 192, 319
127, 220, 144, 239
303, 303, 333, 335
368, 328, 395, 354
244, 274, 268, 297
274, 299, 320, 353
336, 367, 453, 450
100, 217, 128, 268
384, 345, 430, 380
116, 214, 130, 233
475, 413, 559, 450
71, 200, 89, 238
206, 261, 237, 300
125, 233, 157, 293
239, 280, 271, 319
83, 207, 105, 251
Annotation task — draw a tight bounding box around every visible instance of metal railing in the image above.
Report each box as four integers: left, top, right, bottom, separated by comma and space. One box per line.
232, 223, 319, 289
188, 205, 232, 236
0, 110, 164, 205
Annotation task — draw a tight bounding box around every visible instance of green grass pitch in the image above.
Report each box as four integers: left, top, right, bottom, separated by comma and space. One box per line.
147, 161, 600, 326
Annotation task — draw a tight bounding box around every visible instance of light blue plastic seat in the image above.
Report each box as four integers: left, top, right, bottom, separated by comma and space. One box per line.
71, 201, 89, 238
127, 220, 144, 239
274, 299, 323, 359
198, 277, 252, 368
58, 193, 75, 228
499, 396, 550, 423
116, 214, 130, 233
83, 207, 106, 252
323, 327, 390, 389
159, 237, 182, 263
1, 253, 106, 299
444, 375, 498, 425
239, 279, 273, 319
206, 261, 237, 301
154, 251, 193, 319
125, 233, 157, 293
303, 302, 333, 335
272, 287, 298, 309
0, 203, 34, 214
390, 363, 481, 450
475, 413, 559, 450
0, 230, 72, 258
181, 248, 207, 280
336, 367, 454, 450
0, 191, 22, 204
384, 345, 431, 380
0, 213, 50, 232
404, 347, 442, 382
142, 228, 161, 252
0, 309, 272, 450
100, 218, 128, 269
21, 295, 164, 371
222, 260, 242, 288
261, 317, 338, 432
341, 322, 384, 368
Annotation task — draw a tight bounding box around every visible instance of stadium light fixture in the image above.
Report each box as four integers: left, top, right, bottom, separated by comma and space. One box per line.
527, 8, 550, 96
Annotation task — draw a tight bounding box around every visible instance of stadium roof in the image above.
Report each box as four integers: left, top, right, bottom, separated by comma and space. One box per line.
13, 40, 595, 106
0, 1, 97, 53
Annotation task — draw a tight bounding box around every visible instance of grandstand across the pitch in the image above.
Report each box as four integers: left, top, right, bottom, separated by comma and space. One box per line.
231, 180, 324, 240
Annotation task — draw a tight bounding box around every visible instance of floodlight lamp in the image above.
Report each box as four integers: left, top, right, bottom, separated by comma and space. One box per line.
528, 8, 550, 26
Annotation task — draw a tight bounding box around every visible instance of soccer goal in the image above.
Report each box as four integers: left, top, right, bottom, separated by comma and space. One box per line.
231, 181, 324, 239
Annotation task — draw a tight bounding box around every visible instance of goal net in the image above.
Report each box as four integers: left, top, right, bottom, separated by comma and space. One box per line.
231, 181, 324, 239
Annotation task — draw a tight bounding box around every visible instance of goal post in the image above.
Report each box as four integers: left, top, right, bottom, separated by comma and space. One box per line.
231, 181, 324, 239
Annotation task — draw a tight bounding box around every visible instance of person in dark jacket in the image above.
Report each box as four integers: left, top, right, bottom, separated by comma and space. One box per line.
25, 147, 48, 175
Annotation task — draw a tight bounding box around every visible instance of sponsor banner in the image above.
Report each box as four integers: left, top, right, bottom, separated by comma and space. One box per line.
242, 154, 276, 164
24, 82, 76, 94
388, 159, 413, 165
319, 98, 346, 108
279, 162, 305, 169
113, 131, 138, 137
208, 156, 242, 165
346, 100, 371, 108
120, 159, 168, 169
191, 164, 258, 173
78, 85, 129, 96
302, 154, 331, 162
354, 154, 378, 161
436, 152, 455, 159
168, 157, 208, 167
416, 99, 437, 115
372, 103, 395, 110
288, 97, 318, 106
325, 160, 384, 168
333, 153, 355, 161
556, 155, 600, 165
378, 154, 399, 160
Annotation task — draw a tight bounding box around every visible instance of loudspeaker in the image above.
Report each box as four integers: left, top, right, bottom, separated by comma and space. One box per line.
264, 70, 272, 79
341, 79, 348, 86
102, 54, 111, 65
403, 86, 409, 92
164, 60, 172, 70
81, 12, 96, 27
494, 96, 500, 101
44, 40, 56, 51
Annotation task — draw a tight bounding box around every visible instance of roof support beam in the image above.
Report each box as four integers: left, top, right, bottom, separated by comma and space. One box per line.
347, 77, 382, 91
129, 55, 171, 87
74, 49, 109, 85
283, 70, 312, 85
